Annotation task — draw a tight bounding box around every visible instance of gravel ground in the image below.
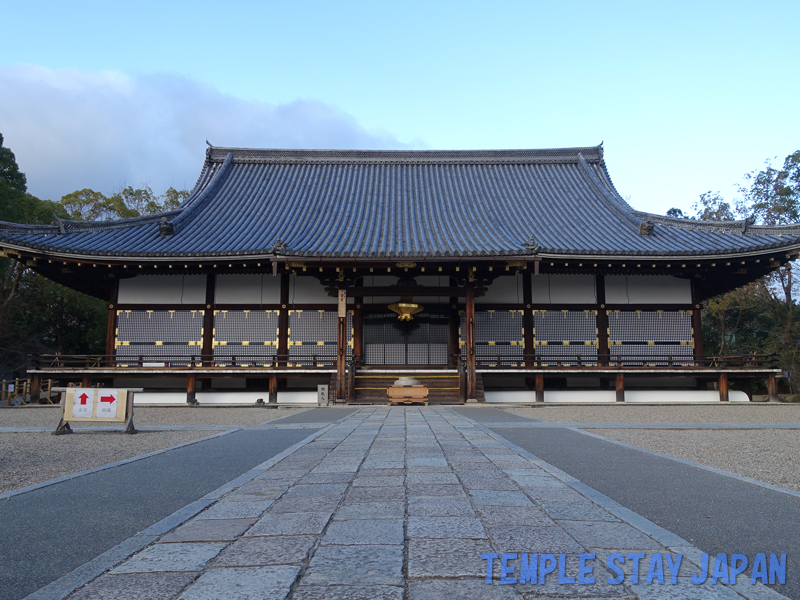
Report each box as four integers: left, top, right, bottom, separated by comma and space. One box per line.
584, 428, 800, 493
502, 404, 800, 423
0, 407, 310, 494
0, 430, 217, 494
0, 406, 309, 428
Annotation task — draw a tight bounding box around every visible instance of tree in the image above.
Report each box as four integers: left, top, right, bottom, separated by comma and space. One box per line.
695, 150, 800, 393
0, 134, 106, 375
59, 185, 190, 220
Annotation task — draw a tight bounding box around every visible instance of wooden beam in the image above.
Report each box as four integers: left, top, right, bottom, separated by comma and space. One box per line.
719, 373, 729, 402
268, 375, 278, 404
336, 289, 347, 400
449, 296, 459, 368
523, 271, 534, 366
353, 305, 363, 368
278, 272, 290, 367
691, 279, 704, 362
465, 287, 477, 401
202, 273, 216, 366
347, 285, 468, 297
535, 373, 544, 403
768, 374, 779, 402
596, 274, 609, 366
187, 374, 197, 405
615, 373, 625, 403
105, 279, 119, 357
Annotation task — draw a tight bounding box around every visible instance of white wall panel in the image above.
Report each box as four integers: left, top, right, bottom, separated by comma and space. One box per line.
118, 275, 206, 304
477, 276, 522, 304
215, 274, 262, 304
212, 273, 281, 304
605, 275, 691, 304
291, 275, 333, 304
530, 274, 596, 304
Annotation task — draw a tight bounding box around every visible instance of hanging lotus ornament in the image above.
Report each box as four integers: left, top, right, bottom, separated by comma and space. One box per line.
388, 296, 424, 321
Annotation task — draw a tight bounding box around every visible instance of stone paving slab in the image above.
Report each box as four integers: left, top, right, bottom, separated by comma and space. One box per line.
48, 406, 792, 600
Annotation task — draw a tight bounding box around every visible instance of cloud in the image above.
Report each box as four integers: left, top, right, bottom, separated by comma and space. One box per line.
0, 65, 411, 200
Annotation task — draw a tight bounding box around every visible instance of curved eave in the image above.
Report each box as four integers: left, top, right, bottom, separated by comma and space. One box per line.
3, 242, 800, 264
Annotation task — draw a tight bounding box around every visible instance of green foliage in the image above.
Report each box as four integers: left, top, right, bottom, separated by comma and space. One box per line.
59, 185, 189, 220
696, 150, 800, 393
0, 133, 190, 376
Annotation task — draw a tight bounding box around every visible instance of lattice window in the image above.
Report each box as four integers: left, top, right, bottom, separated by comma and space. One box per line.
115, 310, 203, 365
364, 312, 449, 366
213, 310, 279, 366
608, 310, 694, 366
459, 310, 525, 366
533, 310, 598, 366
288, 310, 352, 366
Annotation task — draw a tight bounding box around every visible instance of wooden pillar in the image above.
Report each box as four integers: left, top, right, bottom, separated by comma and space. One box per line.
353, 305, 363, 368
81, 377, 92, 388
105, 279, 119, 358
691, 280, 703, 364
596, 273, 609, 366
535, 373, 544, 403
719, 373, 729, 402
268, 374, 278, 404
336, 289, 347, 400
31, 374, 41, 404
523, 271, 534, 366
465, 287, 477, 401
768, 374, 779, 402
449, 297, 459, 368
615, 373, 625, 403
187, 374, 197, 405
202, 273, 216, 366
278, 271, 290, 367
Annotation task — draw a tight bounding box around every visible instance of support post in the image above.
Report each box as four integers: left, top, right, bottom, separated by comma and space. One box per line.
278, 271, 290, 367
202, 273, 216, 366
105, 279, 119, 359
691, 280, 703, 364
615, 373, 625, 403
82, 377, 92, 388
596, 273, 609, 366
465, 287, 477, 401
719, 373, 729, 402
535, 373, 544, 403
353, 304, 363, 368
337, 289, 347, 401
31, 374, 41, 404
768, 374, 779, 402
268, 374, 278, 404
449, 297, 459, 368
187, 374, 197, 405
523, 271, 534, 366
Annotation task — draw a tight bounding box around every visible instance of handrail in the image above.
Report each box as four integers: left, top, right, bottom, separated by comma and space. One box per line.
28, 352, 779, 371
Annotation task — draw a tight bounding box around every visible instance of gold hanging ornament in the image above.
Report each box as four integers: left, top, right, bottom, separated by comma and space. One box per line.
388, 296, 424, 321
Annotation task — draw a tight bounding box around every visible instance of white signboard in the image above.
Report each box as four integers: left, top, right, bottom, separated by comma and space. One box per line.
96, 390, 119, 418
72, 389, 95, 418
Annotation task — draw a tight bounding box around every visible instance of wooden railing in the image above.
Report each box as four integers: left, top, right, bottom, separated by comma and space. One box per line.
473, 353, 779, 369
30, 354, 337, 370
29, 352, 779, 372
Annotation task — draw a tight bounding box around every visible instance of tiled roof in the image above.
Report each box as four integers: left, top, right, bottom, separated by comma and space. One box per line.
2, 145, 800, 260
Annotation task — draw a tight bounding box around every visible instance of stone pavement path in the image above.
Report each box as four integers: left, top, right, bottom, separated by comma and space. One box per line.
37, 407, 788, 600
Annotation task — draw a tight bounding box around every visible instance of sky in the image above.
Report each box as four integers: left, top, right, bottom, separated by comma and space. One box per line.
1, 0, 798, 216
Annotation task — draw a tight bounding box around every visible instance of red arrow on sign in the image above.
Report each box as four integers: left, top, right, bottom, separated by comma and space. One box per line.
79, 393, 89, 405
100, 395, 116, 404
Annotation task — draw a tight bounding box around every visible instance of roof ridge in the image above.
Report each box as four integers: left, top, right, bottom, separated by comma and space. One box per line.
205, 145, 605, 165
577, 154, 643, 230
634, 211, 800, 235
172, 152, 234, 227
